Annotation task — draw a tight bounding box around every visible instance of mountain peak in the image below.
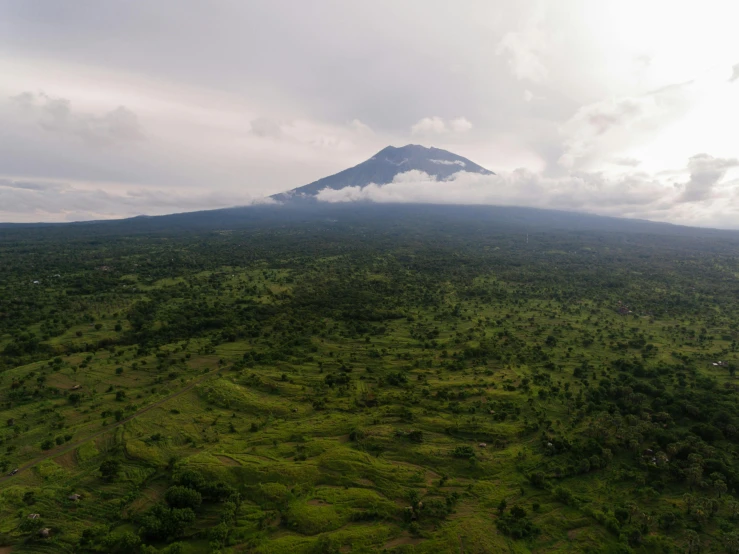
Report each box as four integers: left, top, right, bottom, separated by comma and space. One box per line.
276, 144, 493, 199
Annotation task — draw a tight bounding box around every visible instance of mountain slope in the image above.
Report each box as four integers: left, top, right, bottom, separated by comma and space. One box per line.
274, 144, 493, 200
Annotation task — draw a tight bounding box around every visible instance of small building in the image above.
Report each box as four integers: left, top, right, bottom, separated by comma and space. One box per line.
478, 442, 487, 448
39, 528, 51, 538
28, 513, 40, 520
68, 494, 81, 501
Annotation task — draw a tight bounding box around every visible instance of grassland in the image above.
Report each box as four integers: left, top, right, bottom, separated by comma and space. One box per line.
0, 216, 739, 553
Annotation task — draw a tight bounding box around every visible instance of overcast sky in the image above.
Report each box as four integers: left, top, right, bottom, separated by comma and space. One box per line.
2, 1, 739, 226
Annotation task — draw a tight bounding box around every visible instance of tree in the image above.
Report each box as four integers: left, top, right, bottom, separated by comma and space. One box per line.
165, 486, 202, 510
725, 532, 739, 554
139, 504, 196, 540
175, 470, 205, 490
711, 472, 728, 498
614, 507, 630, 524
100, 459, 121, 481
685, 530, 701, 554
102, 531, 141, 552
686, 465, 703, 492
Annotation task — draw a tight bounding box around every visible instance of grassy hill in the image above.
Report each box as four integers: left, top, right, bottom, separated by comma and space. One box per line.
0, 207, 738, 552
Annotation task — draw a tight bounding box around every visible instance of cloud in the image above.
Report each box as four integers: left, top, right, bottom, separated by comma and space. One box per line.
349, 119, 373, 134
0, 178, 57, 191
10, 91, 143, 145
2, 2, 739, 224
449, 117, 473, 132
411, 116, 446, 134
430, 159, 466, 167
248, 116, 376, 153
495, 13, 549, 83
730, 63, 739, 82
249, 116, 284, 139
9, 91, 35, 112
0, 176, 272, 223
314, 152, 739, 227
676, 153, 738, 203
558, 82, 693, 169
612, 157, 641, 167
411, 116, 472, 135
315, 169, 666, 213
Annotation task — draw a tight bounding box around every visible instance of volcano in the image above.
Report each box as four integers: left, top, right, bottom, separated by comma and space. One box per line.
273, 144, 493, 201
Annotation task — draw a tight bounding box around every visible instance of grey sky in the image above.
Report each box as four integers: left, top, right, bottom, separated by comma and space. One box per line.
1, 0, 739, 225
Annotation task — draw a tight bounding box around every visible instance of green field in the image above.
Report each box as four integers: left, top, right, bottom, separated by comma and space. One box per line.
1, 214, 739, 553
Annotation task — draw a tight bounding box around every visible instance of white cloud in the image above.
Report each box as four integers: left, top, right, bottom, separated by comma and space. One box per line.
248, 116, 377, 153
250, 116, 284, 139
2, 1, 739, 223
558, 81, 693, 169
495, 12, 549, 84
0, 176, 272, 223
316, 169, 667, 213
349, 118, 373, 134
411, 116, 472, 135
10, 91, 144, 146
315, 153, 739, 228
430, 159, 466, 167
612, 157, 641, 167
449, 117, 473, 132
731, 63, 739, 82
676, 154, 739, 203
411, 116, 447, 134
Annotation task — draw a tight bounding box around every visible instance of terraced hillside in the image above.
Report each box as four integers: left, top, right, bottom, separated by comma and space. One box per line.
1, 211, 739, 553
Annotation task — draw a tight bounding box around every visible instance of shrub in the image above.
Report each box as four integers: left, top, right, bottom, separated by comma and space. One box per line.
100, 459, 121, 481
452, 446, 475, 459
496, 507, 541, 539
165, 486, 202, 509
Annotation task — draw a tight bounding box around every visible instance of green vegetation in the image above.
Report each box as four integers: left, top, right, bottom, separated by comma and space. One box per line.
1, 210, 739, 552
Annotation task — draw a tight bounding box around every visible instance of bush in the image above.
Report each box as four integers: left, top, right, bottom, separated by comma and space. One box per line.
102, 531, 141, 552
348, 427, 365, 441
165, 486, 202, 509
100, 459, 121, 481
139, 504, 196, 540
175, 470, 205, 490
553, 486, 579, 507
452, 446, 475, 459
496, 507, 541, 539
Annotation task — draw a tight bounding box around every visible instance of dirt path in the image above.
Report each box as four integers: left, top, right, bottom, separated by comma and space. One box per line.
0, 368, 222, 485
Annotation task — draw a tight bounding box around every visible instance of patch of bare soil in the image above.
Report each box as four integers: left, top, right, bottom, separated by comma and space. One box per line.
383, 533, 425, 549
54, 449, 77, 469
216, 455, 240, 466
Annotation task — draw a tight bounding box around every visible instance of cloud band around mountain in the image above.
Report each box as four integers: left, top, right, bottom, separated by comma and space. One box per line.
314, 154, 739, 228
